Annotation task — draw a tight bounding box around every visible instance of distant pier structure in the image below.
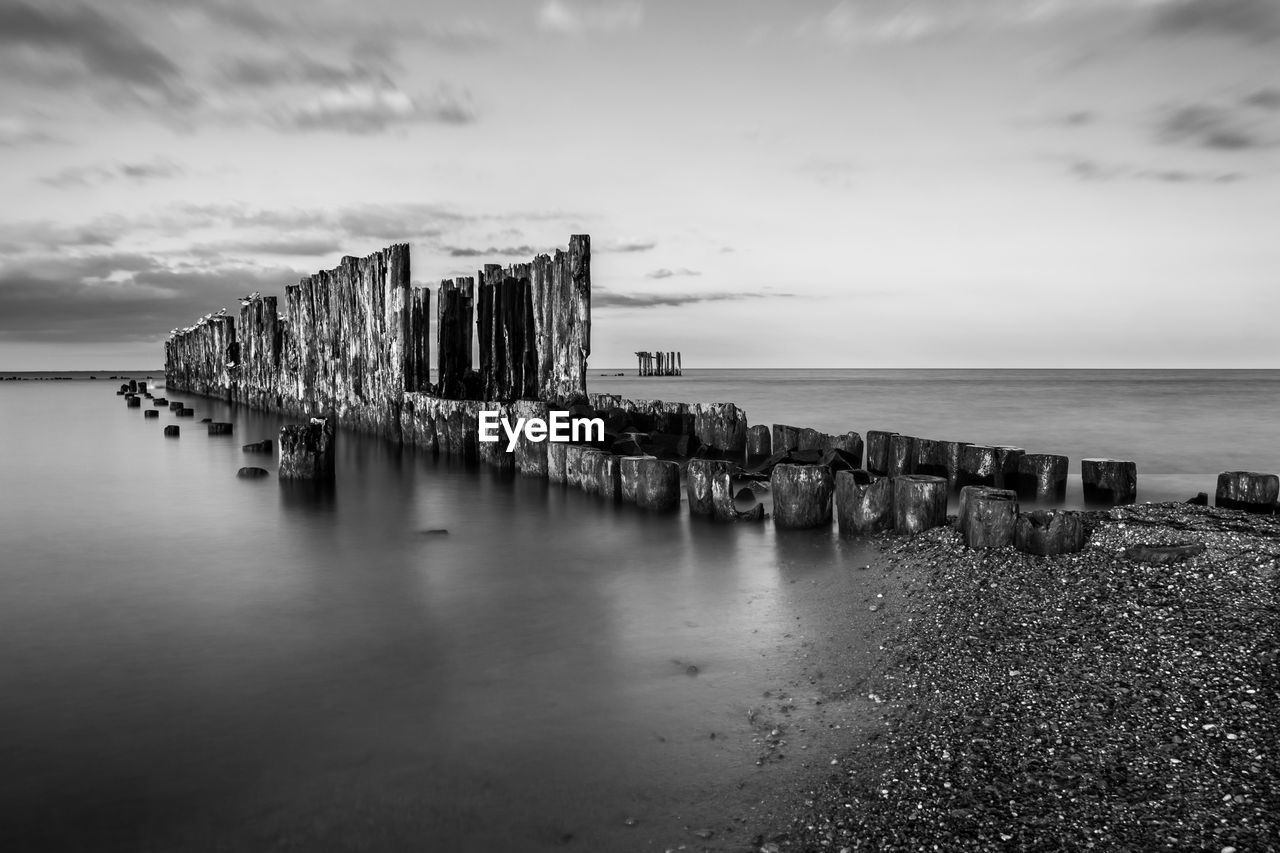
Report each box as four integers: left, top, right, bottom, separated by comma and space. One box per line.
636, 351, 682, 377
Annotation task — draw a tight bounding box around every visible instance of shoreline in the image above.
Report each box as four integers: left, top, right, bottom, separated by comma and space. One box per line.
764, 502, 1278, 852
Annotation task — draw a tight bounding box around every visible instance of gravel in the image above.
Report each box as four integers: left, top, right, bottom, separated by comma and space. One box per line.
770, 502, 1279, 852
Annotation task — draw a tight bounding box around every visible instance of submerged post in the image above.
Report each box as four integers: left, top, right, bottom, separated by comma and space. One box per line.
279, 416, 336, 481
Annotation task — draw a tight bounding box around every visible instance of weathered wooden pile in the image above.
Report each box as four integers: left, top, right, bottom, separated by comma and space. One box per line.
165, 237, 591, 443
635, 351, 681, 376
159, 233, 1278, 546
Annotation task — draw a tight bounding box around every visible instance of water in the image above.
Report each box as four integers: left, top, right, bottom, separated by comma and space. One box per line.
595, 368, 1280, 504
2, 369, 1277, 851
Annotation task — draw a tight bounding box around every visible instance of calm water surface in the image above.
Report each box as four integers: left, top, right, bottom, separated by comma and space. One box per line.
2, 369, 1276, 850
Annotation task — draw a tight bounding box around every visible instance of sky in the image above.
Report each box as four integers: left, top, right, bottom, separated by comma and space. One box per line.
0, 0, 1277, 370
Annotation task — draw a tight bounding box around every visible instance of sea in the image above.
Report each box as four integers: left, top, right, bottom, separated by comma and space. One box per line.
2, 368, 1276, 851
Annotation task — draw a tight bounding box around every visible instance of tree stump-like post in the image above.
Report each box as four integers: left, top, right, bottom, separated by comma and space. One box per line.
564, 444, 589, 488
1015, 509, 1086, 555
834, 469, 894, 535
687, 459, 763, 521
865, 430, 898, 476
278, 417, 335, 481
892, 474, 947, 534
1215, 471, 1279, 513
177, 408, 194, 417
771, 464, 835, 529
137, 382, 147, 394
1016, 453, 1068, 502
153, 398, 167, 407
144, 409, 158, 419
1082, 459, 1137, 506
913, 438, 945, 477
164, 425, 179, 437
208, 422, 233, 435
957, 486, 1017, 547
621, 457, 681, 511
957, 485, 1014, 530
169, 401, 184, 411
126, 396, 141, 408
994, 446, 1024, 490
962, 490, 1018, 549
958, 445, 998, 489
941, 440, 970, 490
546, 442, 569, 484
746, 425, 772, 465
772, 424, 800, 454
887, 435, 916, 477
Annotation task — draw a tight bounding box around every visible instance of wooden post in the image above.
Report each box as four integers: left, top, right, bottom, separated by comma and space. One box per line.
941, 440, 970, 490
865, 430, 897, 476
887, 434, 916, 477
564, 444, 589, 488
144, 409, 159, 418
994, 446, 1024, 490
208, 422, 233, 435
957, 485, 1015, 532
622, 457, 681, 511
772, 424, 800, 454
835, 469, 894, 535
892, 474, 947, 534
746, 425, 771, 465
164, 425, 179, 437
771, 464, 835, 529
1015, 509, 1086, 555
546, 442, 569, 484
437, 278, 474, 399
687, 458, 763, 521
1216, 471, 1279, 513
278, 416, 335, 481
958, 445, 998, 489
913, 438, 945, 477
961, 490, 1018, 550
1082, 459, 1137, 506
1016, 454, 1068, 502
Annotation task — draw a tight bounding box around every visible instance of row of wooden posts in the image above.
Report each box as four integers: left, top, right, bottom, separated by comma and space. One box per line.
635, 351, 681, 376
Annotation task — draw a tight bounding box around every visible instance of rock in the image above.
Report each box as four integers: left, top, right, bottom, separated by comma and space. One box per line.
236, 467, 269, 478
242, 439, 273, 453
835, 469, 894, 535
771, 464, 835, 529
1125, 542, 1205, 564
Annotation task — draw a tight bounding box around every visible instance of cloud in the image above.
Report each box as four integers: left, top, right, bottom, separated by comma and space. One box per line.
1244, 88, 1280, 110
1156, 104, 1270, 150
280, 83, 475, 132
1065, 157, 1241, 184
211, 237, 344, 257
41, 158, 182, 188
1151, 0, 1280, 41
220, 54, 393, 90
445, 245, 541, 258
803, 1, 950, 46
537, 0, 644, 34
645, 268, 701, 279
0, 115, 60, 146
595, 237, 656, 253
594, 289, 792, 309
0, 252, 303, 342
0, 1, 188, 103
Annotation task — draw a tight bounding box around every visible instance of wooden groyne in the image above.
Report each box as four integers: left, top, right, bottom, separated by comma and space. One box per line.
635, 351, 681, 376
161, 233, 1279, 553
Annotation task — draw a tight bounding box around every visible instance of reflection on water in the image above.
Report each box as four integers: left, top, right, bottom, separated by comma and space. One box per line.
0, 380, 874, 852
3, 369, 1278, 850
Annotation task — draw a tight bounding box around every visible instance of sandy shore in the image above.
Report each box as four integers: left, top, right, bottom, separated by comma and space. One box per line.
754, 502, 1278, 852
